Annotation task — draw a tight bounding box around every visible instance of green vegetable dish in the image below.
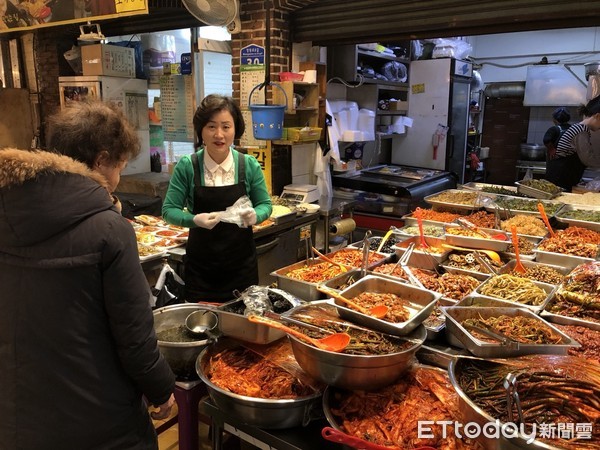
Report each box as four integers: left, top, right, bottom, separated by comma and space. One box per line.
560, 209, 600, 223
520, 179, 562, 194
494, 197, 562, 214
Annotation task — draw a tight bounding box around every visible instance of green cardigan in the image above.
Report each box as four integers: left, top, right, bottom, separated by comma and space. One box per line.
162, 148, 272, 228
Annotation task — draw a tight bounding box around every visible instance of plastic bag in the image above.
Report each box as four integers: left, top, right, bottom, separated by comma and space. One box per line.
151, 263, 185, 309
218, 195, 253, 228
427, 38, 473, 60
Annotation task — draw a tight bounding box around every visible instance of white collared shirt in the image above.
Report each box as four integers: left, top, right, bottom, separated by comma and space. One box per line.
203, 149, 235, 186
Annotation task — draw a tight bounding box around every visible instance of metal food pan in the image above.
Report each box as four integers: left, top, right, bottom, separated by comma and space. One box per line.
271, 210, 297, 225
554, 204, 600, 232
540, 310, 600, 332
461, 182, 518, 194
487, 195, 564, 219
216, 299, 286, 344
271, 259, 342, 301
473, 276, 557, 314
323, 247, 390, 269
321, 269, 369, 292
441, 306, 579, 358
334, 274, 441, 336
393, 236, 450, 270
424, 189, 490, 211
515, 181, 562, 200
401, 213, 456, 228
498, 259, 571, 284
394, 224, 446, 239
440, 263, 490, 278
534, 248, 596, 270
444, 224, 510, 252
424, 298, 457, 341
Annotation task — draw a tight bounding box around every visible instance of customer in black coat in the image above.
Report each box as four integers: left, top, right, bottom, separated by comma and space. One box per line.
0, 100, 175, 450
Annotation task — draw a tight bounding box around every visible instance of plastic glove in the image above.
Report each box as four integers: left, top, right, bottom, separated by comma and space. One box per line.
240, 208, 257, 227
193, 212, 220, 229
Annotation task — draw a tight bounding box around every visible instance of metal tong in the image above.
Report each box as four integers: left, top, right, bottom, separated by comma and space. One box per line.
361, 230, 372, 277
395, 242, 425, 288
504, 372, 524, 424
462, 322, 519, 348
473, 250, 499, 275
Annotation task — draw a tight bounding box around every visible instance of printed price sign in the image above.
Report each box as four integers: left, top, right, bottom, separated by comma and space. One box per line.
115, 0, 147, 12
411, 83, 425, 94
241, 44, 265, 65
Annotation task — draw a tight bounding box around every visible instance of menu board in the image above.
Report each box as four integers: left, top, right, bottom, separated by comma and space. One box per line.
160, 74, 194, 142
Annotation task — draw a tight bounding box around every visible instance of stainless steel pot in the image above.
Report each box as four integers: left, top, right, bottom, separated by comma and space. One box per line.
195, 340, 322, 429
520, 143, 546, 161
153, 303, 217, 380
289, 323, 426, 391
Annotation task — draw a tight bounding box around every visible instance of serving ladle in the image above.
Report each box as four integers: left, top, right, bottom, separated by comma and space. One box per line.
317, 286, 389, 319
537, 202, 556, 237
511, 225, 527, 274
185, 309, 218, 336
248, 315, 351, 352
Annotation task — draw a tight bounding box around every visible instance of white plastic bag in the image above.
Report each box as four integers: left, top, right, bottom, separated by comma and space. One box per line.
218, 195, 253, 228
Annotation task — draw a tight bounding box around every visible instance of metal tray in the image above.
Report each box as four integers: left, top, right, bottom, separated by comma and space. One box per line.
393, 236, 451, 270
333, 274, 441, 336
461, 182, 519, 195
423, 297, 457, 340
424, 189, 490, 211
323, 247, 390, 269
515, 180, 563, 200
540, 310, 600, 332
271, 259, 345, 301
394, 223, 446, 239
216, 299, 287, 344
534, 248, 596, 270
270, 210, 297, 225
401, 213, 458, 227
554, 204, 600, 232
473, 275, 557, 313
487, 195, 564, 219
320, 269, 369, 292
444, 224, 510, 252
498, 259, 571, 285
441, 306, 579, 358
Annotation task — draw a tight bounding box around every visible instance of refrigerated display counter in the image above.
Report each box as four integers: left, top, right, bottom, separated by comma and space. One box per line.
331, 164, 457, 220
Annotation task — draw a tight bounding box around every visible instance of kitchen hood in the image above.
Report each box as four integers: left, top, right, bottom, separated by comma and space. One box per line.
523, 65, 587, 106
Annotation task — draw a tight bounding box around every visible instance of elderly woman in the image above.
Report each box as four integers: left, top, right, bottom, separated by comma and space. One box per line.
0, 100, 175, 450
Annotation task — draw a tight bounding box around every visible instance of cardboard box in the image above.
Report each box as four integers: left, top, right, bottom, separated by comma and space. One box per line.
389, 100, 409, 111
82, 44, 135, 78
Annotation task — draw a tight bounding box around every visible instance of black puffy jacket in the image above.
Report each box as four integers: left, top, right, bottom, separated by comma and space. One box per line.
0, 149, 175, 449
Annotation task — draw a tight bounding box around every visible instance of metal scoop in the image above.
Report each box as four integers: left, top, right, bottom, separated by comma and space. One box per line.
185, 309, 218, 336
511, 225, 527, 274
248, 315, 351, 352
317, 286, 389, 319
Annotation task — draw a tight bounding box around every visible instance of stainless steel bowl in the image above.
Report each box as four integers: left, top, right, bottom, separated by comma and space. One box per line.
153, 303, 216, 380
288, 323, 426, 391
196, 341, 322, 429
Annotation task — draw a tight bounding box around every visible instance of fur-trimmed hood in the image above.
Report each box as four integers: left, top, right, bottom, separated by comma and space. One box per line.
0, 148, 116, 247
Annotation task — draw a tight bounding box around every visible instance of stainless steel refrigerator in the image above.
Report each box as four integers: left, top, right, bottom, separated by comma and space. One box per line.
391, 58, 472, 184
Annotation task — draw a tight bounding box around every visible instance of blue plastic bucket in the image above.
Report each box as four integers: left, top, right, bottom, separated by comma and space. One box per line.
248, 82, 288, 140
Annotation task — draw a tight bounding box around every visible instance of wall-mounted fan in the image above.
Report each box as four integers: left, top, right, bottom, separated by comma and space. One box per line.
181, 0, 241, 34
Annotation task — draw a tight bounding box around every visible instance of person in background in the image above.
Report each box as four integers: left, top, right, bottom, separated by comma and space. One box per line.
546, 95, 600, 191
162, 94, 272, 302
0, 100, 175, 450
543, 106, 571, 161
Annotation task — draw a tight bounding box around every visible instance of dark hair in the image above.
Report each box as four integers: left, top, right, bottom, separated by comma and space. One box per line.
578, 94, 600, 117
552, 107, 570, 123
192, 94, 245, 148
45, 100, 141, 168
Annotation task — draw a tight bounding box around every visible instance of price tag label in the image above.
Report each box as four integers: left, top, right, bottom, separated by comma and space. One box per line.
411, 83, 425, 94
115, 0, 147, 13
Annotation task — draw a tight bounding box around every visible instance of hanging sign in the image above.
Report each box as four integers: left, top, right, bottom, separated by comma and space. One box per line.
240, 44, 265, 66
0, 0, 148, 34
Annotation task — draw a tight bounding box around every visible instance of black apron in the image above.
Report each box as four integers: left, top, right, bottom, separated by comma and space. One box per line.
545, 152, 585, 192
184, 152, 258, 302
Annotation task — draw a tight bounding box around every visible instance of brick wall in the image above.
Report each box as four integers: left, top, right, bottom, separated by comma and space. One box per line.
232, 0, 292, 105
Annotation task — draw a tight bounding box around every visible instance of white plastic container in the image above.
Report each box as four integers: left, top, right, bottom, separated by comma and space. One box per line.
358, 108, 375, 140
